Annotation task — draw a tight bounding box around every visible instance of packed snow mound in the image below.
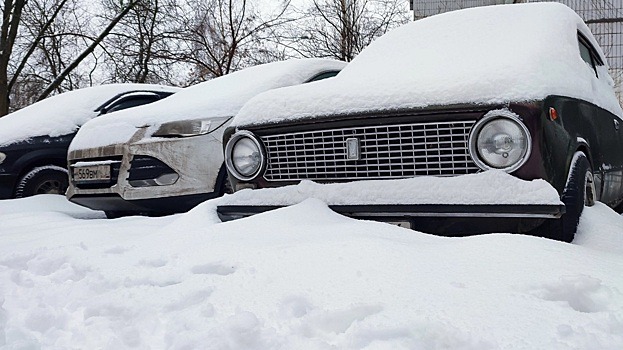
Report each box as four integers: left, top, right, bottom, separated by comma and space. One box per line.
69, 59, 346, 151
233, 2, 623, 128
0, 84, 179, 147
0, 196, 622, 348
0, 194, 105, 219
220, 170, 562, 206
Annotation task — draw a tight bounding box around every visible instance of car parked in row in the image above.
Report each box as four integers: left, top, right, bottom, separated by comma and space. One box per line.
66, 59, 346, 217
219, 2, 623, 242
0, 84, 179, 199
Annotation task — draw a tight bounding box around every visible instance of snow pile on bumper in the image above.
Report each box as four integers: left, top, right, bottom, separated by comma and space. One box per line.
220, 170, 561, 206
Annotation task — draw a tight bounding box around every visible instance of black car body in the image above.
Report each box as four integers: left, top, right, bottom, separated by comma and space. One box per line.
0, 84, 178, 199
219, 3, 623, 242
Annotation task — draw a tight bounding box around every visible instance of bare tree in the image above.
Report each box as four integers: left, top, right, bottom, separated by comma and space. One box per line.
175, 0, 292, 83
100, 0, 184, 85
37, 0, 140, 100
11, 0, 92, 108
0, 0, 28, 115
285, 0, 408, 61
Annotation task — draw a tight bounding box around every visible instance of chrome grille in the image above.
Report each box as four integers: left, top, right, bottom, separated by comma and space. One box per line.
261, 120, 479, 181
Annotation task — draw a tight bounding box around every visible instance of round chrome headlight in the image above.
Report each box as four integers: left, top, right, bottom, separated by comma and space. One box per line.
469, 110, 531, 173
225, 131, 264, 181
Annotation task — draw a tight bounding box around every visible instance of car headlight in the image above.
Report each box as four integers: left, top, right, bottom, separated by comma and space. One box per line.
0, 152, 5, 164
225, 131, 265, 181
152, 117, 230, 137
469, 109, 531, 173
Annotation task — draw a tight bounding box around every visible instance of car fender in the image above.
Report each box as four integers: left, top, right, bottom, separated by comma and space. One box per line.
10, 147, 69, 176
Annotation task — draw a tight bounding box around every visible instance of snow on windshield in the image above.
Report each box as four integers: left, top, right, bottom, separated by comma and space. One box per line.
68, 59, 346, 151
0, 84, 179, 147
233, 2, 623, 127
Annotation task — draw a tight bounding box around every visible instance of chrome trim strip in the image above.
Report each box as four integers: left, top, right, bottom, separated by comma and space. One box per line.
343, 211, 560, 219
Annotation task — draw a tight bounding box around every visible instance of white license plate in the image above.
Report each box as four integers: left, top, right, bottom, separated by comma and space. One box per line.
73, 165, 111, 183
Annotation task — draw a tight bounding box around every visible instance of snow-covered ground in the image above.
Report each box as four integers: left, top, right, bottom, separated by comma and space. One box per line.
1, 194, 622, 349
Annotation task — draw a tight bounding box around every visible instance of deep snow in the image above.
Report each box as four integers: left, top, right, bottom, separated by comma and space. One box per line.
1, 195, 622, 349
218, 170, 562, 206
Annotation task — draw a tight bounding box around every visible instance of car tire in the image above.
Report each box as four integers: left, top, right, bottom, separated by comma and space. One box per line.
15, 165, 69, 198
550, 152, 596, 242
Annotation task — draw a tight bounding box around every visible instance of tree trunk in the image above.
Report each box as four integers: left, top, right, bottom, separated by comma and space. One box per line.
0, 0, 27, 116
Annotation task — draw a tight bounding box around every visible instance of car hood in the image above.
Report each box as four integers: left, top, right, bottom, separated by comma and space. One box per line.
232, 2, 623, 129
0, 84, 179, 147
69, 58, 346, 152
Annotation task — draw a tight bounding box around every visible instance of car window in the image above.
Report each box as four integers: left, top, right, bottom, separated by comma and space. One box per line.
578, 33, 604, 78
306, 70, 340, 83
105, 96, 160, 114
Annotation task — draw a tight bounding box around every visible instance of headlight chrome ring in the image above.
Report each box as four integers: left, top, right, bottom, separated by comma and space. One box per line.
225, 130, 265, 181
468, 109, 532, 173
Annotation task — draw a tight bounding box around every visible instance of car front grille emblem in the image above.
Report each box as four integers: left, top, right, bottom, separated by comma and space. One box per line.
346, 137, 361, 160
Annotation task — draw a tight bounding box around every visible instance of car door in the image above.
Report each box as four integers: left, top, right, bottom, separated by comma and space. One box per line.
577, 34, 623, 204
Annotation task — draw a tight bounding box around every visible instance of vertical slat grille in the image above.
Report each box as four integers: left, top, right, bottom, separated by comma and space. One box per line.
261, 120, 479, 181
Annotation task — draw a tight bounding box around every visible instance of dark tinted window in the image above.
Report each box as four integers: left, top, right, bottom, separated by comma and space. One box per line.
578, 33, 604, 78
102, 96, 160, 114
307, 70, 340, 82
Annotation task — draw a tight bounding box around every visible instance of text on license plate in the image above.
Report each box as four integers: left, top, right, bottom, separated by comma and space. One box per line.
73, 165, 111, 182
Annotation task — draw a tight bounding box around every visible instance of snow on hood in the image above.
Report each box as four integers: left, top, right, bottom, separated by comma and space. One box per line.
233, 2, 623, 128
68, 59, 346, 151
0, 84, 180, 147
219, 170, 562, 206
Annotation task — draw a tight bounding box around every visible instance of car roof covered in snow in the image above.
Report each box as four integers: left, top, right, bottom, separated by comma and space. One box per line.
232, 2, 623, 128
0, 84, 180, 147
68, 58, 346, 151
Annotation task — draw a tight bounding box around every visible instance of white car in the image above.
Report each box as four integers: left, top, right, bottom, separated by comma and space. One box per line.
66, 59, 346, 217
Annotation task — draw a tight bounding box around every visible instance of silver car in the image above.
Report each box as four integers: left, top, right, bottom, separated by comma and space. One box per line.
66, 59, 346, 217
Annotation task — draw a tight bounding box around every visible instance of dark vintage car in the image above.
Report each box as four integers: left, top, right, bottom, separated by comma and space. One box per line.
0, 84, 178, 199
219, 3, 623, 242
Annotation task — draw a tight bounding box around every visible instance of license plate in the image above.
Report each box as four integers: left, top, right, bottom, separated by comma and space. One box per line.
73, 165, 111, 183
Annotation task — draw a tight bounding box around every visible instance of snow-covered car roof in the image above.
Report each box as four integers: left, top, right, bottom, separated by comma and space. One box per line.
0, 84, 180, 147
232, 2, 623, 128
68, 58, 346, 151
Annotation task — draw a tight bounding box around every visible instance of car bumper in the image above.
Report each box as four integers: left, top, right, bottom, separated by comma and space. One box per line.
217, 203, 565, 235
67, 131, 225, 213
0, 173, 17, 199
71, 193, 216, 214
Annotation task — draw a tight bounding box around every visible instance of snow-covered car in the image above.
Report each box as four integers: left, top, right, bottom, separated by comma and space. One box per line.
220, 3, 623, 242
0, 84, 178, 199
66, 59, 346, 217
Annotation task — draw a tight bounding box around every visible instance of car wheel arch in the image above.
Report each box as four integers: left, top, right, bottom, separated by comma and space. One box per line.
14, 165, 69, 197
13, 153, 69, 194
573, 144, 600, 200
